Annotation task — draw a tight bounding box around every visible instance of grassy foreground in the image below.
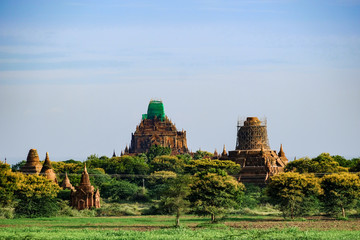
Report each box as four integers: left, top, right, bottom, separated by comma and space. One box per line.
1, 215, 360, 240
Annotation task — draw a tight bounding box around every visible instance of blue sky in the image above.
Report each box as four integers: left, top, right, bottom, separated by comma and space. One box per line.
0, 0, 359, 164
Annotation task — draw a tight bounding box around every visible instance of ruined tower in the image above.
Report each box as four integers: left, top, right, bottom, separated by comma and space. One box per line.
40, 152, 58, 183
221, 117, 288, 185
20, 149, 43, 174
71, 164, 100, 210
128, 100, 188, 154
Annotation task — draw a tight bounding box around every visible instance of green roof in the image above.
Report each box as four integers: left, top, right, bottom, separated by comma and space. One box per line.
142, 100, 165, 121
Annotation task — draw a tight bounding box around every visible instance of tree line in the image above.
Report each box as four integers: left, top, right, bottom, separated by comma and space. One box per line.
1, 148, 360, 224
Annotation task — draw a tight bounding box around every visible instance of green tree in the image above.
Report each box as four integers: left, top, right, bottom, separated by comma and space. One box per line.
349, 158, 360, 172
193, 150, 213, 160
188, 169, 245, 223
158, 175, 191, 227
146, 145, 171, 161
0, 162, 22, 207
101, 179, 139, 202
150, 156, 185, 173
320, 172, 360, 218
266, 172, 322, 219
185, 159, 241, 175
15, 174, 61, 217
332, 155, 352, 168
285, 153, 348, 173
11, 160, 26, 172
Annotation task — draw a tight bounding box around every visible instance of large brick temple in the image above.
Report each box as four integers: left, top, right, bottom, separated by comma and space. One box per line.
221, 117, 288, 185
128, 100, 188, 154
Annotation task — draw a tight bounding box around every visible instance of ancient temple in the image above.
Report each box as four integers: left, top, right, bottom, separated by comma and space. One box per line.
20, 149, 43, 174
40, 152, 58, 183
71, 164, 100, 210
61, 172, 75, 191
221, 117, 288, 185
128, 100, 188, 154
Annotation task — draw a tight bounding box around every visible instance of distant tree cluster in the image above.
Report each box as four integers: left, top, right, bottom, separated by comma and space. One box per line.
3, 149, 360, 223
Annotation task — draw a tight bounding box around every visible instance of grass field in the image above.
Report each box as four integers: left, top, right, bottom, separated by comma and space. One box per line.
1, 215, 360, 239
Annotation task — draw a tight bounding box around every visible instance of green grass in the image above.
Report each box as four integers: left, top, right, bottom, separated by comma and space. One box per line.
0, 226, 359, 240
0, 216, 360, 240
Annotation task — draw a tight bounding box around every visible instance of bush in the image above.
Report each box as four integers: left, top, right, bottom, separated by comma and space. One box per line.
0, 207, 14, 219
95, 203, 141, 216
101, 179, 139, 202
15, 197, 60, 218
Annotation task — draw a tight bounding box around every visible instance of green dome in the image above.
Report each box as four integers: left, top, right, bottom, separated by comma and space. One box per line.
142, 100, 165, 121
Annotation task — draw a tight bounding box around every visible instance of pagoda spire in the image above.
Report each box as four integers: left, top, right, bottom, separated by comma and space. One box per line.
278, 144, 286, 158
80, 163, 90, 186
221, 145, 227, 157
112, 149, 116, 158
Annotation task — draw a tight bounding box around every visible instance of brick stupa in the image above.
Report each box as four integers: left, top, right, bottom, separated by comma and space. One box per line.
61, 172, 75, 191
221, 117, 288, 185
40, 152, 58, 183
21, 149, 43, 174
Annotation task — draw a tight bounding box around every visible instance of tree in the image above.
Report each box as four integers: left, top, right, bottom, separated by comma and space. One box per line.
158, 175, 191, 227
185, 159, 242, 175
0, 162, 22, 207
321, 172, 360, 218
150, 156, 185, 173
11, 160, 26, 172
193, 150, 213, 160
349, 158, 360, 172
285, 153, 348, 173
332, 155, 352, 168
15, 173, 61, 217
101, 179, 139, 202
146, 145, 171, 161
266, 172, 322, 219
188, 169, 245, 223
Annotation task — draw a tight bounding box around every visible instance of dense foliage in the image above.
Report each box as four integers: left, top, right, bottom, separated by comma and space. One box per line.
188, 169, 245, 222
320, 172, 360, 218
4, 150, 360, 220
266, 172, 322, 218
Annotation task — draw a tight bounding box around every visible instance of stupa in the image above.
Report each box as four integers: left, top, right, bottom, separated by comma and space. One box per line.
61, 172, 75, 191
221, 117, 288, 184
20, 149, 43, 174
40, 152, 58, 183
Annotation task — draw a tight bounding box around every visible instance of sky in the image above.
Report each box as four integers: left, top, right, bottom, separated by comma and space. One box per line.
0, 0, 359, 165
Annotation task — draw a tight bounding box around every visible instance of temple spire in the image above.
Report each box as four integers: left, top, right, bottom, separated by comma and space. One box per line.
278, 144, 286, 157
80, 163, 90, 186
112, 149, 116, 158
221, 145, 227, 157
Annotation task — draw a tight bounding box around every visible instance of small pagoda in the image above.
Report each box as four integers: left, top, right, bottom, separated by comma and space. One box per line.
61, 172, 75, 191
20, 149, 43, 175
70, 164, 100, 210
40, 152, 58, 183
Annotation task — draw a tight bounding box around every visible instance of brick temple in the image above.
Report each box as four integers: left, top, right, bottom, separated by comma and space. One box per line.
128, 100, 188, 154
70, 164, 101, 210
221, 117, 288, 185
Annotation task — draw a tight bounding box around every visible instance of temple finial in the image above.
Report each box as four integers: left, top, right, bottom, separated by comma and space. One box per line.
221, 145, 227, 157
278, 144, 286, 157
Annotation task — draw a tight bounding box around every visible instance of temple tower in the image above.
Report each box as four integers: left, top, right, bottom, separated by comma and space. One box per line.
222, 117, 288, 185
21, 149, 43, 174
61, 172, 75, 191
128, 100, 188, 154
71, 164, 100, 210
40, 152, 58, 183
